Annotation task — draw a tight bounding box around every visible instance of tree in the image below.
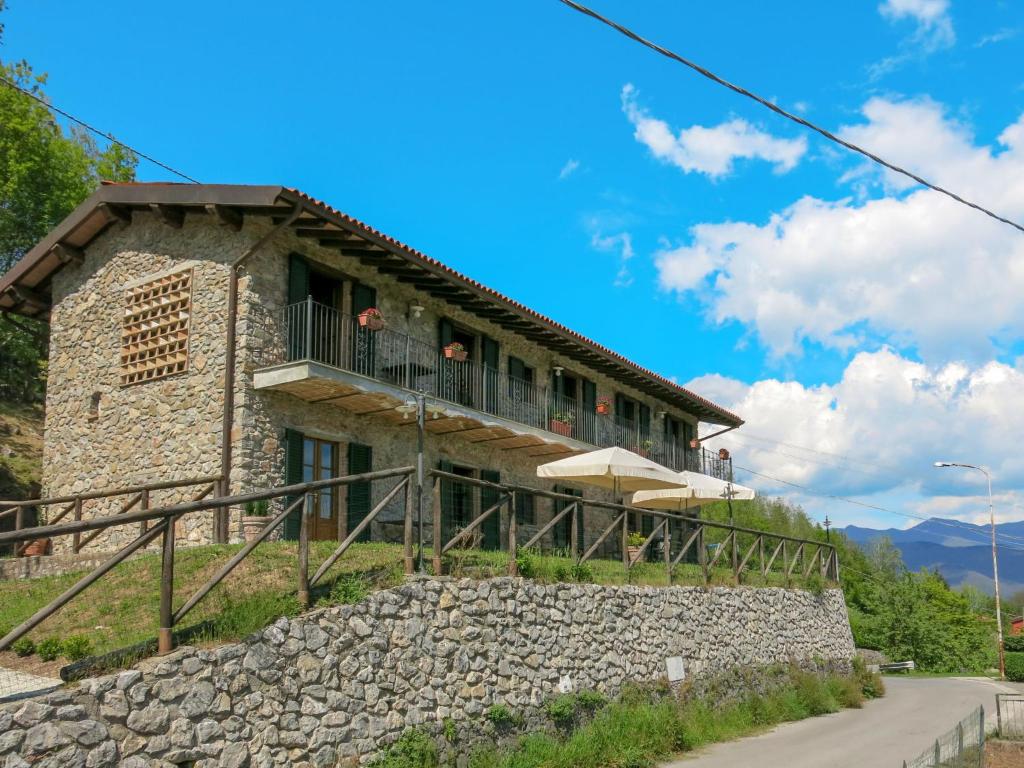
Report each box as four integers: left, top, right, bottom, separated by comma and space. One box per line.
0, 7, 136, 403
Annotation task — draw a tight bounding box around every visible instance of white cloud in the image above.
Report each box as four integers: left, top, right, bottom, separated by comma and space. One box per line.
871, 0, 955, 77
974, 28, 1018, 48
879, 0, 955, 50
656, 97, 1024, 360
591, 231, 635, 287
621, 84, 807, 178
690, 349, 1024, 524
558, 159, 580, 180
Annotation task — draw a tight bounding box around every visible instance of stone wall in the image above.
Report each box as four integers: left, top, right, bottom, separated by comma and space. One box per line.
0, 578, 855, 767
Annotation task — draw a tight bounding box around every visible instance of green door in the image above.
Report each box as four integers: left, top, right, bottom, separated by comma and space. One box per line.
479, 469, 501, 551
347, 443, 373, 542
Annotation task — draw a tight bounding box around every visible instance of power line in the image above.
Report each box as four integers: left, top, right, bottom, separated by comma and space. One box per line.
719, 435, 900, 480
556, 0, 1024, 236
0, 74, 200, 184
724, 432, 903, 474
733, 464, 1024, 550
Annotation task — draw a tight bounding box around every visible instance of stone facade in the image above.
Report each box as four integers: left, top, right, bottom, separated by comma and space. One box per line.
39, 210, 719, 555
0, 578, 855, 767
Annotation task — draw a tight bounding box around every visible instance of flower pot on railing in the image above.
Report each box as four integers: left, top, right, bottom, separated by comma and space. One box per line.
357, 308, 385, 331
596, 399, 612, 415
443, 343, 468, 362
22, 537, 51, 557
549, 416, 573, 437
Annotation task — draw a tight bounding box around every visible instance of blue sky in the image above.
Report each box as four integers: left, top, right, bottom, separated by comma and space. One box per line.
5, 0, 1024, 531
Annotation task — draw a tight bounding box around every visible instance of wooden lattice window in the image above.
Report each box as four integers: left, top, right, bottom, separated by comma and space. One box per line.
120, 268, 193, 386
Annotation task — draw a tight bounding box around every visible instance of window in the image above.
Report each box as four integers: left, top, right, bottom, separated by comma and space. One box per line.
88, 392, 101, 421
303, 436, 339, 541
120, 268, 192, 386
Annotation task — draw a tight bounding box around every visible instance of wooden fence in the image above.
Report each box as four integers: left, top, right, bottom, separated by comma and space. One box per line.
0, 465, 837, 657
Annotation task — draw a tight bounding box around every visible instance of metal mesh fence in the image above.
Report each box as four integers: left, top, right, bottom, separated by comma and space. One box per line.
903, 706, 985, 768
0, 664, 61, 704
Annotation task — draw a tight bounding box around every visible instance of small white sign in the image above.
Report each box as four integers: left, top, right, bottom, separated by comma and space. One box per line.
558, 674, 574, 693
666, 656, 685, 683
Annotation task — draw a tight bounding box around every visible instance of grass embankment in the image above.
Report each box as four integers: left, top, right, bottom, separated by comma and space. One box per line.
0, 541, 833, 676
371, 664, 886, 768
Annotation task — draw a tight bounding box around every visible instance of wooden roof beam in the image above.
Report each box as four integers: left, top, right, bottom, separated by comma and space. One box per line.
51, 243, 84, 266
149, 204, 185, 229
205, 204, 243, 232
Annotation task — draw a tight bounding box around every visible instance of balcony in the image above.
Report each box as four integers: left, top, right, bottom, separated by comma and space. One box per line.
254, 300, 732, 480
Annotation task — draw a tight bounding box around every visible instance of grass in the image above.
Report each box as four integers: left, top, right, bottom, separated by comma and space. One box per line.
0, 541, 407, 666
0, 540, 836, 672
370, 665, 884, 768
0, 399, 43, 500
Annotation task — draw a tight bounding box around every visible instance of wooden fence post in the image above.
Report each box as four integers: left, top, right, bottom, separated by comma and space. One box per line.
72, 497, 82, 553
432, 478, 443, 576
621, 513, 629, 568
403, 478, 414, 575
664, 517, 672, 585
297, 493, 311, 608
507, 492, 518, 576
139, 488, 150, 538
570, 503, 579, 562
158, 517, 175, 654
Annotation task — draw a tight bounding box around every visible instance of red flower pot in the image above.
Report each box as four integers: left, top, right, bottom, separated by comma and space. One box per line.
596, 403, 611, 415
443, 345, 468, 362
549, 419, 572, 437
22, 538, 51, 557
358, 309, 385, 331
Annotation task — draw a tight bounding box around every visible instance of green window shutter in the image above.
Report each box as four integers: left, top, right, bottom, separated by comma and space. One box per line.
582, 379, 596, 412
515, 493, 535, 526
438, 318, 455, 349
508, 356, 525, 381
479, 469, 501, 551
482, 336, 499, 369
347, 443, 373, 542
639, 404, 651, 442
283, 428, 305, 540
438, 458, 455, 545
288, 254, 310, 305
352, 283, 377, 315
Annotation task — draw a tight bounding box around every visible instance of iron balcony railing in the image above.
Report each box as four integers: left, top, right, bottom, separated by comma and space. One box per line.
268, 299, 732, 480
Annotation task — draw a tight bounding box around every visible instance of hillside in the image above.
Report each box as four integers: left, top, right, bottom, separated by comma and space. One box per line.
840, 517, 1024, 594
0, 400, 42, 501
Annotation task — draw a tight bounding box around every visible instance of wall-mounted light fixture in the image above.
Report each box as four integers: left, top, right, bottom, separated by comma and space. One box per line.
657, 410, 667, 419
408, 302, 425, 320
553, 365, 564, 377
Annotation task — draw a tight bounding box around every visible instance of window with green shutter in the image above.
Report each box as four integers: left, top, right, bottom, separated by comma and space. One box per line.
347, 443, 373, 542
283, 428, 305, 540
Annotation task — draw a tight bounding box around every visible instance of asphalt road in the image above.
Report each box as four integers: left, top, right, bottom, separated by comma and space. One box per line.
662, 676, 1023, 768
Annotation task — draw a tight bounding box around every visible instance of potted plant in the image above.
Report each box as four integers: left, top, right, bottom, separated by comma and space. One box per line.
549, 411, 574, 437
241, 500, 270, 542
357, 307, 385, 331
689, 438, 700, 449
718, 447, 731, 460
626, 532, 646, 562
595, 397, 612, 415
638, 439, 654, 458
443, 342, 468, 362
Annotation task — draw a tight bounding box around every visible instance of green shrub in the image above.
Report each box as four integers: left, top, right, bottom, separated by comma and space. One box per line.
36, 637, 63, 662
442, 717, 457, 743
791, 670, 839, 715
1005, 651, 1024, 682
61, 635, 93, 662
330, 574, 369, 605
11, 637, 35, 657
575, 690, 607, 710
368, 728, 437, 768
485, 704, 519, 727
515, 549, 538, 579
545, 694, 577, 724
852, 656, 886, 699
1004, 635, 1024, 653
826, 674, 864, 709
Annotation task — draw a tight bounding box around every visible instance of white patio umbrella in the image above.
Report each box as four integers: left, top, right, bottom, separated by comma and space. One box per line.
536, 446, 687, 494
630, 471, 755, 511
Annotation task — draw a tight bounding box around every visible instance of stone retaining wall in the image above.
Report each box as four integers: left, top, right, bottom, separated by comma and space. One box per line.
0, 578, 855, 767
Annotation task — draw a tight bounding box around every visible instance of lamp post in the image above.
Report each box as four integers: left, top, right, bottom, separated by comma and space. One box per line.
397, 392, 428, 573
934, 460, 1004, 680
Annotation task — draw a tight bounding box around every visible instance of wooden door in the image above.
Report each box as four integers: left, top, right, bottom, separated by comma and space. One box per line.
304, 437, 340, 541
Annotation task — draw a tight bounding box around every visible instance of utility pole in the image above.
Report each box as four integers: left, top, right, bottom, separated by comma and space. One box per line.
824, 515, 831, 543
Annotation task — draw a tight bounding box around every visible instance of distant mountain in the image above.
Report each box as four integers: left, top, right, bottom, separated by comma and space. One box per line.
839, 517, 1024, 594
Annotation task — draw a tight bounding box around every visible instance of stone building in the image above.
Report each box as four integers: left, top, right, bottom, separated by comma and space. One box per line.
0, 183, 742, 554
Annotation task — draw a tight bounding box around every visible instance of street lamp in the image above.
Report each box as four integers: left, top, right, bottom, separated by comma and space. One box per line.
934, 460, 1005, 680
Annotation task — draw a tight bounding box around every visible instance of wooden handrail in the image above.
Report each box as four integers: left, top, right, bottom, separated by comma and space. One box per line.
0, 474, 223, 509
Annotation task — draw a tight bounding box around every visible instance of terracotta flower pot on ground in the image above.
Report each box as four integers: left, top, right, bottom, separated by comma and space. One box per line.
241, 516, 270, 542
549, 419, 572, 437
22, 538, 51, 557
627, 545, 642, 563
